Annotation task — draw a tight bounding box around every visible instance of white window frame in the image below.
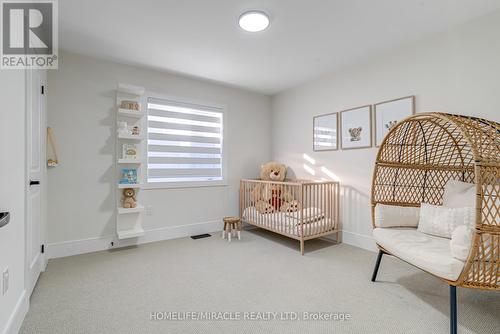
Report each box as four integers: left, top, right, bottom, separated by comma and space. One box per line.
143, 92, 228, 189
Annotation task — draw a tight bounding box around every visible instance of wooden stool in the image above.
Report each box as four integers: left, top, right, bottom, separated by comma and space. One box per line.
222, 217, 241, 242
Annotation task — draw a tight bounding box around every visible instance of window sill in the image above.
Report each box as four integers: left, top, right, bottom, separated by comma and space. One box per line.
143, 180, 228, 190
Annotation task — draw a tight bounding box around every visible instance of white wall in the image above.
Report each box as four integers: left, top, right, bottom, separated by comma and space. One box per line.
272, 10, 500, 251
0, 71, 27, 333
47, 52, 271, 256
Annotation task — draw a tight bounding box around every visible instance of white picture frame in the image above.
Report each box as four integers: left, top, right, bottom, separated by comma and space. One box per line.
122, 144, 138, 159
340, 105, 372, 150
313, 112, 338, 151
374, 96, 415, 146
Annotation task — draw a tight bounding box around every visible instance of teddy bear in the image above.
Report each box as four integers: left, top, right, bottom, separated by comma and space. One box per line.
255, 201, 275, 214
281, 200, 301, 213
122, 188, 137, 208
252, 162, 295, 213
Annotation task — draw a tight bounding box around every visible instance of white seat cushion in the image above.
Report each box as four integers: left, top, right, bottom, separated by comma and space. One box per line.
373, 227, 465, 281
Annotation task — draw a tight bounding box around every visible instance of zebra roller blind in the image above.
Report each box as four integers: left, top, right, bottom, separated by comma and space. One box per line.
147, 97, 224, 185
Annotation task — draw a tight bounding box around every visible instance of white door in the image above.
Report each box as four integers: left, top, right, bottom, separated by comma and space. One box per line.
26, 69, 46, 295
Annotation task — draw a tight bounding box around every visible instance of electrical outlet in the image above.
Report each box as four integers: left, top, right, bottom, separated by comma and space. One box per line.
2, 268, 9, 295
145, 205, 153, 216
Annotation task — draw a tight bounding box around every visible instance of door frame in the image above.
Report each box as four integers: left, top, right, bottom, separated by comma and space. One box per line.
24, 68, 48, 298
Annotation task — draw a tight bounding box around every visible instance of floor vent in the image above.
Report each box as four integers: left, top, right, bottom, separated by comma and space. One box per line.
190, 233, 211, 240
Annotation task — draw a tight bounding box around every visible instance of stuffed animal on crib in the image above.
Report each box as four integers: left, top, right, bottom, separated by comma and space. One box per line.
251, 162, 295, 213
270, 188, 283, 211
255, 201, 275, 214
281, 200, 301, 213
122, 188, 137, 208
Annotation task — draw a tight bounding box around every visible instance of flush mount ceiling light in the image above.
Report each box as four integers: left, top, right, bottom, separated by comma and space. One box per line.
239, 11, 270, 32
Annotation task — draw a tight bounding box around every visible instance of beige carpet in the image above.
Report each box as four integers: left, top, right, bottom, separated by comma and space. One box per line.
21, 229, 499, 334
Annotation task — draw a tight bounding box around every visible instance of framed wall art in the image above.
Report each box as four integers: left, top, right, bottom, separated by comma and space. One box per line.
119, 168, 138, 184
374, 96, 415, 146
122, 144, 138, 159
313, 112, 338, 151
340, 105, 372, 150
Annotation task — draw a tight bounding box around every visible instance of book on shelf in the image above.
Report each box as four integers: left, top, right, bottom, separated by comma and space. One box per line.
119, 168, 138, 184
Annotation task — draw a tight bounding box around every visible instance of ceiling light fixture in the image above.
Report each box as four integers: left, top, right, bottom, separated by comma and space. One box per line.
239, 11, 270, 32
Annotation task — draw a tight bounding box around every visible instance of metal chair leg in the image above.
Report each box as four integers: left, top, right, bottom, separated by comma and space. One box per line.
371, 250, 385, 282
450, 285, 457, 334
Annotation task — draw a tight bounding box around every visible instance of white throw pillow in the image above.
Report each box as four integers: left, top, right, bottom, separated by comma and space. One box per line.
418, 203, 474, 239
443, 180, 476, 208
374, 204, 420, 228
450, 225, 474, 261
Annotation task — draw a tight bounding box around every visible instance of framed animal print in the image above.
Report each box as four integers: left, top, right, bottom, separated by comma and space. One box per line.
313, 112, 338, 151
374, 96, 415, 146
340, 105, 372, 150
122, 144, 138, 159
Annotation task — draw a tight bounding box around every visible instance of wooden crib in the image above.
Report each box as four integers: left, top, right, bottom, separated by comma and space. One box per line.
240, 179, 340, 255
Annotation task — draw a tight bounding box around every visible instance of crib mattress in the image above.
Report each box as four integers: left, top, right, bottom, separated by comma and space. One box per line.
242, 206, 335, 237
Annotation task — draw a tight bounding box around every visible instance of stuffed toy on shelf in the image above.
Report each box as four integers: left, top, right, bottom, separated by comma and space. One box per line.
122, 188, 137, 208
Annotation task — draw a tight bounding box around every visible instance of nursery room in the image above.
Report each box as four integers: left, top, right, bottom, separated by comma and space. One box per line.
1, 1, 500, 334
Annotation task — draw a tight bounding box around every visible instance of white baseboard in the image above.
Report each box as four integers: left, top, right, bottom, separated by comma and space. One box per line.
2, 289, 28, 334
47, 220, 222, 259
341, 230, 377, 252
47, 222, 376, 259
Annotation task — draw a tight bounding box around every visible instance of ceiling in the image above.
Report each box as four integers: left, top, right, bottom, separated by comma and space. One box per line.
59, 0, 500, 95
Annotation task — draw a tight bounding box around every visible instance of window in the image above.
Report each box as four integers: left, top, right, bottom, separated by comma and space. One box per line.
146, 96, 225, 188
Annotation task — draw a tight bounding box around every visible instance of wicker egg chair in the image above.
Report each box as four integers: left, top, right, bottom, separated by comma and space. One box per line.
370, 112, 499, 334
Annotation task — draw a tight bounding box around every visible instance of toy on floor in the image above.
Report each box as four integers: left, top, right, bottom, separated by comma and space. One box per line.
122, 188, 137, 208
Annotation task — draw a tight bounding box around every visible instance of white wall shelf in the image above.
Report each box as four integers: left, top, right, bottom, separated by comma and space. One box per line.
116, 83, 146, 241
118, 108, 144, 118
118, 158, 144, 164
118, 134, 144, 140
118, 183, 142, 189
117, 206, 144, 214
117, 226, 145, 239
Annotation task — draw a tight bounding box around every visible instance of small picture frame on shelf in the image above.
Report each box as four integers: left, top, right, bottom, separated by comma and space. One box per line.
119, 168, 138, 184
313, 112, 338, 151
340, 105, 372, 150
374, 96, 415, 146
122, 144, 138, 159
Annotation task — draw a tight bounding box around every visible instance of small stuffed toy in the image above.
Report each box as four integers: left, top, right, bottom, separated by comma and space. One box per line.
252, 162, 295, 213
281, 200, 301, 213
120, 100, 140, 111
256, 201, 275, 214
122, 188, 137, 208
